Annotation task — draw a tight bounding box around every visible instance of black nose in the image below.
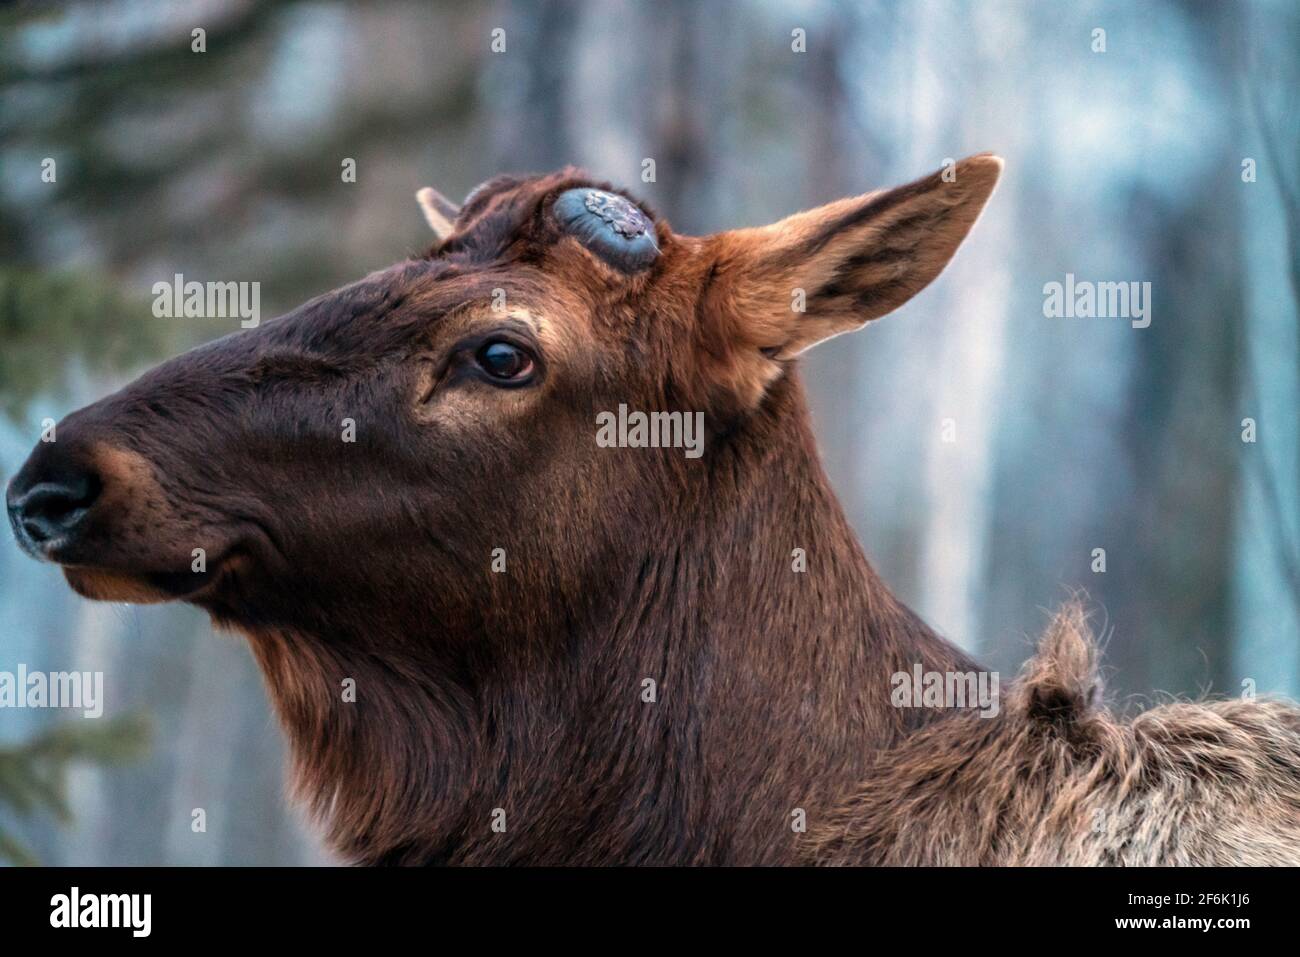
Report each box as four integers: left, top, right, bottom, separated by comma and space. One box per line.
7, 469, 101, 558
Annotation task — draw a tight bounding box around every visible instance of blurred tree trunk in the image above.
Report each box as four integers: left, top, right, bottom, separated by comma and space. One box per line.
1100, 0, 1246, 699
494, 0, 580, 171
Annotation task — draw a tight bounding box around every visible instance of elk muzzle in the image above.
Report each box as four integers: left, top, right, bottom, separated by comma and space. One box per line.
7, 427, 227, 604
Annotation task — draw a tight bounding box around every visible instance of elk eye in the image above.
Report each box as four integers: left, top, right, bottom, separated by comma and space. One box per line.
475, 340, 534, 382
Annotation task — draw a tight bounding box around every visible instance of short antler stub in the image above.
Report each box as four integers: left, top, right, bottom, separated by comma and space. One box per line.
416, 186, 460, 241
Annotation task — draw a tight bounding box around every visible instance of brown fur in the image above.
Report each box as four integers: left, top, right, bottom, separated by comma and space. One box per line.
808, 603, 1300, 865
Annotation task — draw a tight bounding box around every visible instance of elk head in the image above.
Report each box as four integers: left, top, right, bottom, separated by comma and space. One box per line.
7, 157, 1001, 647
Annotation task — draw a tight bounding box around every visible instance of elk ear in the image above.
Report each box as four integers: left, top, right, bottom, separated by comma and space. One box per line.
700, 154, 1001, 402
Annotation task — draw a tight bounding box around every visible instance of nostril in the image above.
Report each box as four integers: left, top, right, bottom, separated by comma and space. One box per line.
11, 475, 101, 545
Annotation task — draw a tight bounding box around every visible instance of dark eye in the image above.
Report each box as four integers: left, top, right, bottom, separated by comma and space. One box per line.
475, 340, 535, 382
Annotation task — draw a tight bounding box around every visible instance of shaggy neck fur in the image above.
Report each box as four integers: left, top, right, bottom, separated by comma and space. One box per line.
809, 603, 1300, 865
241, 373, 977, 865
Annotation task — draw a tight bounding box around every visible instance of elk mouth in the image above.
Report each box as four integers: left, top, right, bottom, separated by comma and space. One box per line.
62, 565, 203, 604
59, 547, 249, 605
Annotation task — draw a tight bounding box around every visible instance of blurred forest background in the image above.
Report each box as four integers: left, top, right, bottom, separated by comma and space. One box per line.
0, 0, 1297, 864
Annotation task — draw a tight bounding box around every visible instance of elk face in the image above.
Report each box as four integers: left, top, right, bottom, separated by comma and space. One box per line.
6, 158, 1000, 639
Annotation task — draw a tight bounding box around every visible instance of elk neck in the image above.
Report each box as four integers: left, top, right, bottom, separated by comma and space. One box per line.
237, 369, 979, 864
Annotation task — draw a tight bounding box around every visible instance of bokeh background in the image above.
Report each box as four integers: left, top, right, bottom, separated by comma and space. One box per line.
1, 0, 1297, 865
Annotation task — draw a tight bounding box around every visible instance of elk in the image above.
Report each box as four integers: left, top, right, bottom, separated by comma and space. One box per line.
8, 156, 1297, 865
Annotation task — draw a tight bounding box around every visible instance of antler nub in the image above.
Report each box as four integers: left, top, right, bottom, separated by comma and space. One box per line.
416, 187, 461, 241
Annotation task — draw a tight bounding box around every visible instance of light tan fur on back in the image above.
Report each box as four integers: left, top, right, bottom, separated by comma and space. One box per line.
810, 603, 1300, 865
